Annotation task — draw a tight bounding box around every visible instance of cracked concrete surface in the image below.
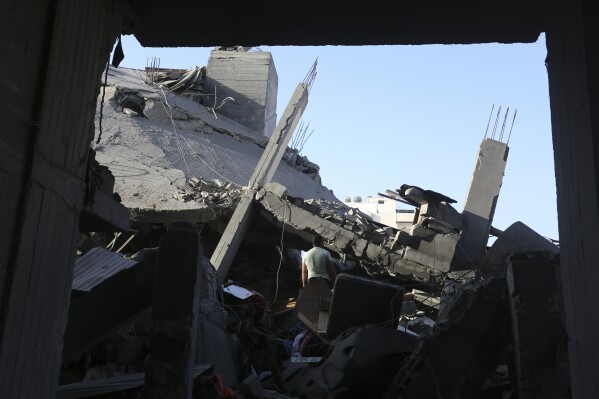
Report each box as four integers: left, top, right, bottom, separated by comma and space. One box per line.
94, 67, 337, 223
256, 184, 460, 281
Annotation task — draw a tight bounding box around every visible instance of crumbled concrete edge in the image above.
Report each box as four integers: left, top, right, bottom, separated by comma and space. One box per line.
255, 185, 444, 282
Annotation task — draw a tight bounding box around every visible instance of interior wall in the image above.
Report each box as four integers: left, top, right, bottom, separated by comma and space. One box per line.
545, 0, 599, 397
0, 0, 51, 319
0, 1, 124, 398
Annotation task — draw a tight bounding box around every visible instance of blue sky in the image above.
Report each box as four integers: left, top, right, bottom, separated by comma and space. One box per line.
115, 35, 557, 239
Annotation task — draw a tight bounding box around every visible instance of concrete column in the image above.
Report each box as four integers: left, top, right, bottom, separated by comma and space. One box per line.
545, 0, 599, 397
144, 223, 204, 399
452, 138, 508, 270
507, 251, 570, 398
211, 83, 309, 281
205, 50, 278, 137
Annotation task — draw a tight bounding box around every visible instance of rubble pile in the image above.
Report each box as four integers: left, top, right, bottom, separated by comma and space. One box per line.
173, 177, 244, 209
283, 148, 322, 183
70, 58, 570, 398
147, 66, 207, 95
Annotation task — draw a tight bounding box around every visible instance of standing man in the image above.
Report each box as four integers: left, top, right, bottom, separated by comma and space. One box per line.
302, 235, 337, 289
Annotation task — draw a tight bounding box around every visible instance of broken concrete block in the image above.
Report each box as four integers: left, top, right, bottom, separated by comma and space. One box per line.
418, 202, 463, 229
393, 230, 412, 246
411, 289, 441, 309
403, 233, 459, 273
409, 224, 436, 239
351, 238, 368, 257
189, 177, 200, 188
365, 243, 390, 265
422, 217, 455, 234
264, 182, 288, 199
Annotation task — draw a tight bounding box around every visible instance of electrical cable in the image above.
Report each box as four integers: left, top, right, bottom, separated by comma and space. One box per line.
272, 200, 290, 307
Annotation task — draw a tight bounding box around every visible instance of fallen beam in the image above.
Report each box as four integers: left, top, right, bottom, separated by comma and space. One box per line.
255, 185, 446, 281
211, 82, 309, 281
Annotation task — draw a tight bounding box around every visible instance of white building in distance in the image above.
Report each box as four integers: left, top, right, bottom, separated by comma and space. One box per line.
343, 196, 415, 230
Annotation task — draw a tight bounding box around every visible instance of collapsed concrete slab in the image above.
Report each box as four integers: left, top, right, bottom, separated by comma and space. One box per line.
255, 183, 461, 281
94, 67, 336, 225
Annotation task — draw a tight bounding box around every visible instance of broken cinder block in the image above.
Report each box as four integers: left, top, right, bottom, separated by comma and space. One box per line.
263, 182, 288, 199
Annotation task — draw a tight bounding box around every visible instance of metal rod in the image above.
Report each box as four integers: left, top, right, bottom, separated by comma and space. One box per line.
492, 106, 502, 139
507, 109, 518, 145
499, 107, 510, 142
116, 232, 137, 253
303, 58, 318, 92
484, 104, 495, 139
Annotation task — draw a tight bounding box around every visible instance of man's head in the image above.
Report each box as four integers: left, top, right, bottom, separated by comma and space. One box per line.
312, 235, 324, 247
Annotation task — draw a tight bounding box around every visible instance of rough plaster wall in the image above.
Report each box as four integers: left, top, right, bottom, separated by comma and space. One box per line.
546, 0, 599, 397
206, 51, 278, 137
0, 0, 49, 309
0, 1, 122, 398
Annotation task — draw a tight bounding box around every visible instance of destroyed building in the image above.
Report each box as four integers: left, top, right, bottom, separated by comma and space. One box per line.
44, 45, 570, 399
1, 1, 598, 399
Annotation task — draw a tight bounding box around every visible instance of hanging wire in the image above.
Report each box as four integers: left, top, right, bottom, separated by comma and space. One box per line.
151, 83, 243, 186
272, 200, 291, 309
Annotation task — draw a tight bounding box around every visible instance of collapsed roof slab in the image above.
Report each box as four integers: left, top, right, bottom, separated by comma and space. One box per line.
95, 67, 337, 224
255, 185, 448, 282
95, 152, 218, 223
